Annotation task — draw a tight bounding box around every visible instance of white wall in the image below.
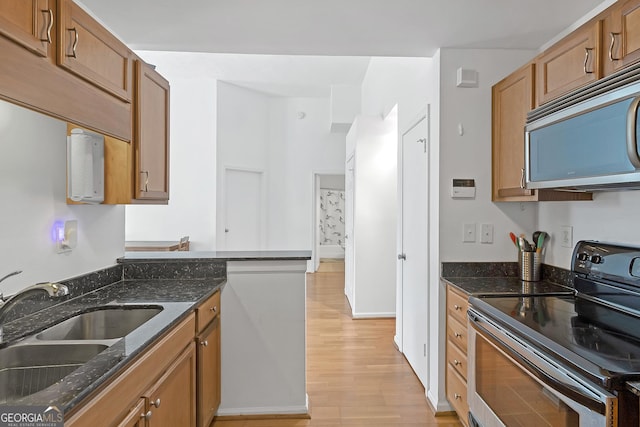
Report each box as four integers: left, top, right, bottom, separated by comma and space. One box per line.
0, 100, 124, 295
538, 193, 640, 268
346, 114, 397, 318
125, 51, 218, 250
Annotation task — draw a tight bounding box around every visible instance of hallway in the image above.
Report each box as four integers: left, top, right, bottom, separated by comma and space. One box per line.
213, 269, 461, 426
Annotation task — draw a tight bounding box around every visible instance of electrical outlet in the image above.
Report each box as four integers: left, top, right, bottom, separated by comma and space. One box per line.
480, 224, 494, 244
463, 223, 476, 243
560, 226, 573, 248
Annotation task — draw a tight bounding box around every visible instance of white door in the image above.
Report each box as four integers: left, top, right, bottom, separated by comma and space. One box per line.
344, 155, 355, 311
224, 169, 264, 250
399, 111, 428, 386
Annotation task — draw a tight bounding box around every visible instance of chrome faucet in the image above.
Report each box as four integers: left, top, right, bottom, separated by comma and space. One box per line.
0, 281, 69, 343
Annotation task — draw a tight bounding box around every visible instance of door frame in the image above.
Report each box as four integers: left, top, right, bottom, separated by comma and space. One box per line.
395, 104, 430, 360
310, 170, 346, 272
220, 166, 267, 250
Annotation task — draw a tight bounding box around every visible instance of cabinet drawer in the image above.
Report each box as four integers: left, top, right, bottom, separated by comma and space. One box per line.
196, 291, 220, 332
446, 364, 469, 427
447, 339, 467, 381
447, 315, 467, 353
447, 286, 469, 324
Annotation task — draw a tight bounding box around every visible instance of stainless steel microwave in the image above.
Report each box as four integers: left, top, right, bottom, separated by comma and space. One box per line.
525, 66, 640, 191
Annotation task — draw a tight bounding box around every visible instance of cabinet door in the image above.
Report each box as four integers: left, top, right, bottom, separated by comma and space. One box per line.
0, 0, 53, 57
117, 399, 148, 427
492, 63, 536, 201
197, 317, 221, 427
134, 60, 170, 202
146, 343, 196, 427
605, 0, 640, 75
536, 20, 601, 105
57, 0, 132, 102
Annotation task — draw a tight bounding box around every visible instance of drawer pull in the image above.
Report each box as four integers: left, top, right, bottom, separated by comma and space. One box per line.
41, 9, 53, 43
454, 393, 462, 400
151, 398, 161, 408
200, 340, 209, 347
67, 27, 78, 58
210, 306, 217, 313
610, 32, 621, 61
453, 304, 461, 311
454, 359, 461, 366
584, 48, 594, 74
142, 410, 152, 420
454, 332, 463, 338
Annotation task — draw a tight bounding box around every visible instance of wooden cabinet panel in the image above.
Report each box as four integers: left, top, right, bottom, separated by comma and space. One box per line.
134, 60, 170, 202
604, 0, 640, 75
0, 0, 52, 58
446, 285, 469, 325
146, 343, 197, 427
196, 291, 221, 332
491, 63, 592, 202
446, 364, 469, 427
536, 21, 601, 105
197, 316, 221, 427
447, 339, 467, 381
57, 0, 132, 102
117, 399, 147, 427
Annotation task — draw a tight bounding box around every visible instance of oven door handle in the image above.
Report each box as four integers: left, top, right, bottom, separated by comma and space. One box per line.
468, 309, 613, 416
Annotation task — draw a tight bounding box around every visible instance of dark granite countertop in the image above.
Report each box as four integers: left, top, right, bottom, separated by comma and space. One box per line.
0, 275, 225, 415
120, 250, 312, 262
441, 262, 575, 296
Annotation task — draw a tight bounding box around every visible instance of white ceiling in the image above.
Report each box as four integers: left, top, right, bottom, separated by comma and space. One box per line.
79, 0, 606, 57
78, 0, 609, 98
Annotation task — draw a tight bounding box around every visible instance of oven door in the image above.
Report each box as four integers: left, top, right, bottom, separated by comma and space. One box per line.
467, 308, 617, 427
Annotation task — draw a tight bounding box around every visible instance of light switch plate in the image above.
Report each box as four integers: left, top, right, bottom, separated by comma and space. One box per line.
480, 224, 494, 244
463, 223, 476, 243
560, 225, 573, 248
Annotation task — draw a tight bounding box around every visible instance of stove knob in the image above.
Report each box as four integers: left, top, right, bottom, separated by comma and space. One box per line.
577, 253, 590, 262
590, 255, 603, 264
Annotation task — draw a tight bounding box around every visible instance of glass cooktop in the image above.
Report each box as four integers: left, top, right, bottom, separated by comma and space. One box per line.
470, 294, 640, 389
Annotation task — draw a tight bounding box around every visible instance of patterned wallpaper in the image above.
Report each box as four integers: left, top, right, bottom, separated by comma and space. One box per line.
319, 189, 345, 247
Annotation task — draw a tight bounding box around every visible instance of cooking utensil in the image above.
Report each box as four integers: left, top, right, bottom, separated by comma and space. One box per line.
536, 232, 547, 254
509, 232, 518, 248
532, 231, 541, 248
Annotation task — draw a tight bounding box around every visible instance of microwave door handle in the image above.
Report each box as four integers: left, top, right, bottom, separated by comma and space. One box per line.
468, 311, 609, 415
626, 96, 640, 169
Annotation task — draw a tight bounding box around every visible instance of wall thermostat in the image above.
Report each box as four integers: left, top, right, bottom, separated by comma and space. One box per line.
451, 179, 476, 198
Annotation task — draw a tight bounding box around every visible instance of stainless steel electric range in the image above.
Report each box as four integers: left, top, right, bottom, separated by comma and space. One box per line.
468, 241, 640, 427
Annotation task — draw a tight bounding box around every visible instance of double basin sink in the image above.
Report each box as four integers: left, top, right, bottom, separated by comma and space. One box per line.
0, 306, 162, 403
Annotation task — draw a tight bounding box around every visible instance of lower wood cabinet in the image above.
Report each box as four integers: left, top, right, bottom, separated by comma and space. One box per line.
445, 284, 469, 427
196, 291, 222, 427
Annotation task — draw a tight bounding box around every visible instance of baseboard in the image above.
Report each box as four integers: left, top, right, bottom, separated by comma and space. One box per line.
216, 394, 310, 419
393, 334, 401, 351
427, 389, 453, 414
352, 311, 395, 319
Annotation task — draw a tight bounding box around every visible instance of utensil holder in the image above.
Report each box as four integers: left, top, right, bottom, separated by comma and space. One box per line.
519, 251, 541, 281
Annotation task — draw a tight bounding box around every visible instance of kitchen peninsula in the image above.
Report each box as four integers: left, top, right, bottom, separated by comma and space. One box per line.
119, 250, 311, 418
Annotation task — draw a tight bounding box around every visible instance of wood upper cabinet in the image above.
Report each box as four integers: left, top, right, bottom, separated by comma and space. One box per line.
492, 63, 593, 202
57, 0, 132, 102
492, 63, 535, 201
536, 20, 602, 105
134, 60, 170, 203
604, 0, 640, 76
0, 0, 54, 58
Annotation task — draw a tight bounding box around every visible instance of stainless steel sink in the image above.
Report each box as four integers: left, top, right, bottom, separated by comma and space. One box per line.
0, 343, 108, 402
36, 307, 162, 341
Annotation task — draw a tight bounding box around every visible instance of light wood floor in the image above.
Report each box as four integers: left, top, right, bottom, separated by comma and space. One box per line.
213, 269, 461, 427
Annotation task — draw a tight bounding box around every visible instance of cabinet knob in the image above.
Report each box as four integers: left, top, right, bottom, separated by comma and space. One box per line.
454, 332, 462, 338
151, 398, 161, 408
454, 359, 461, 366
454, 393, 462, 400
201, 340, 209, 347
210, 306, 217, 313
453, 304, 461, 311
142, 410, 152, 420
